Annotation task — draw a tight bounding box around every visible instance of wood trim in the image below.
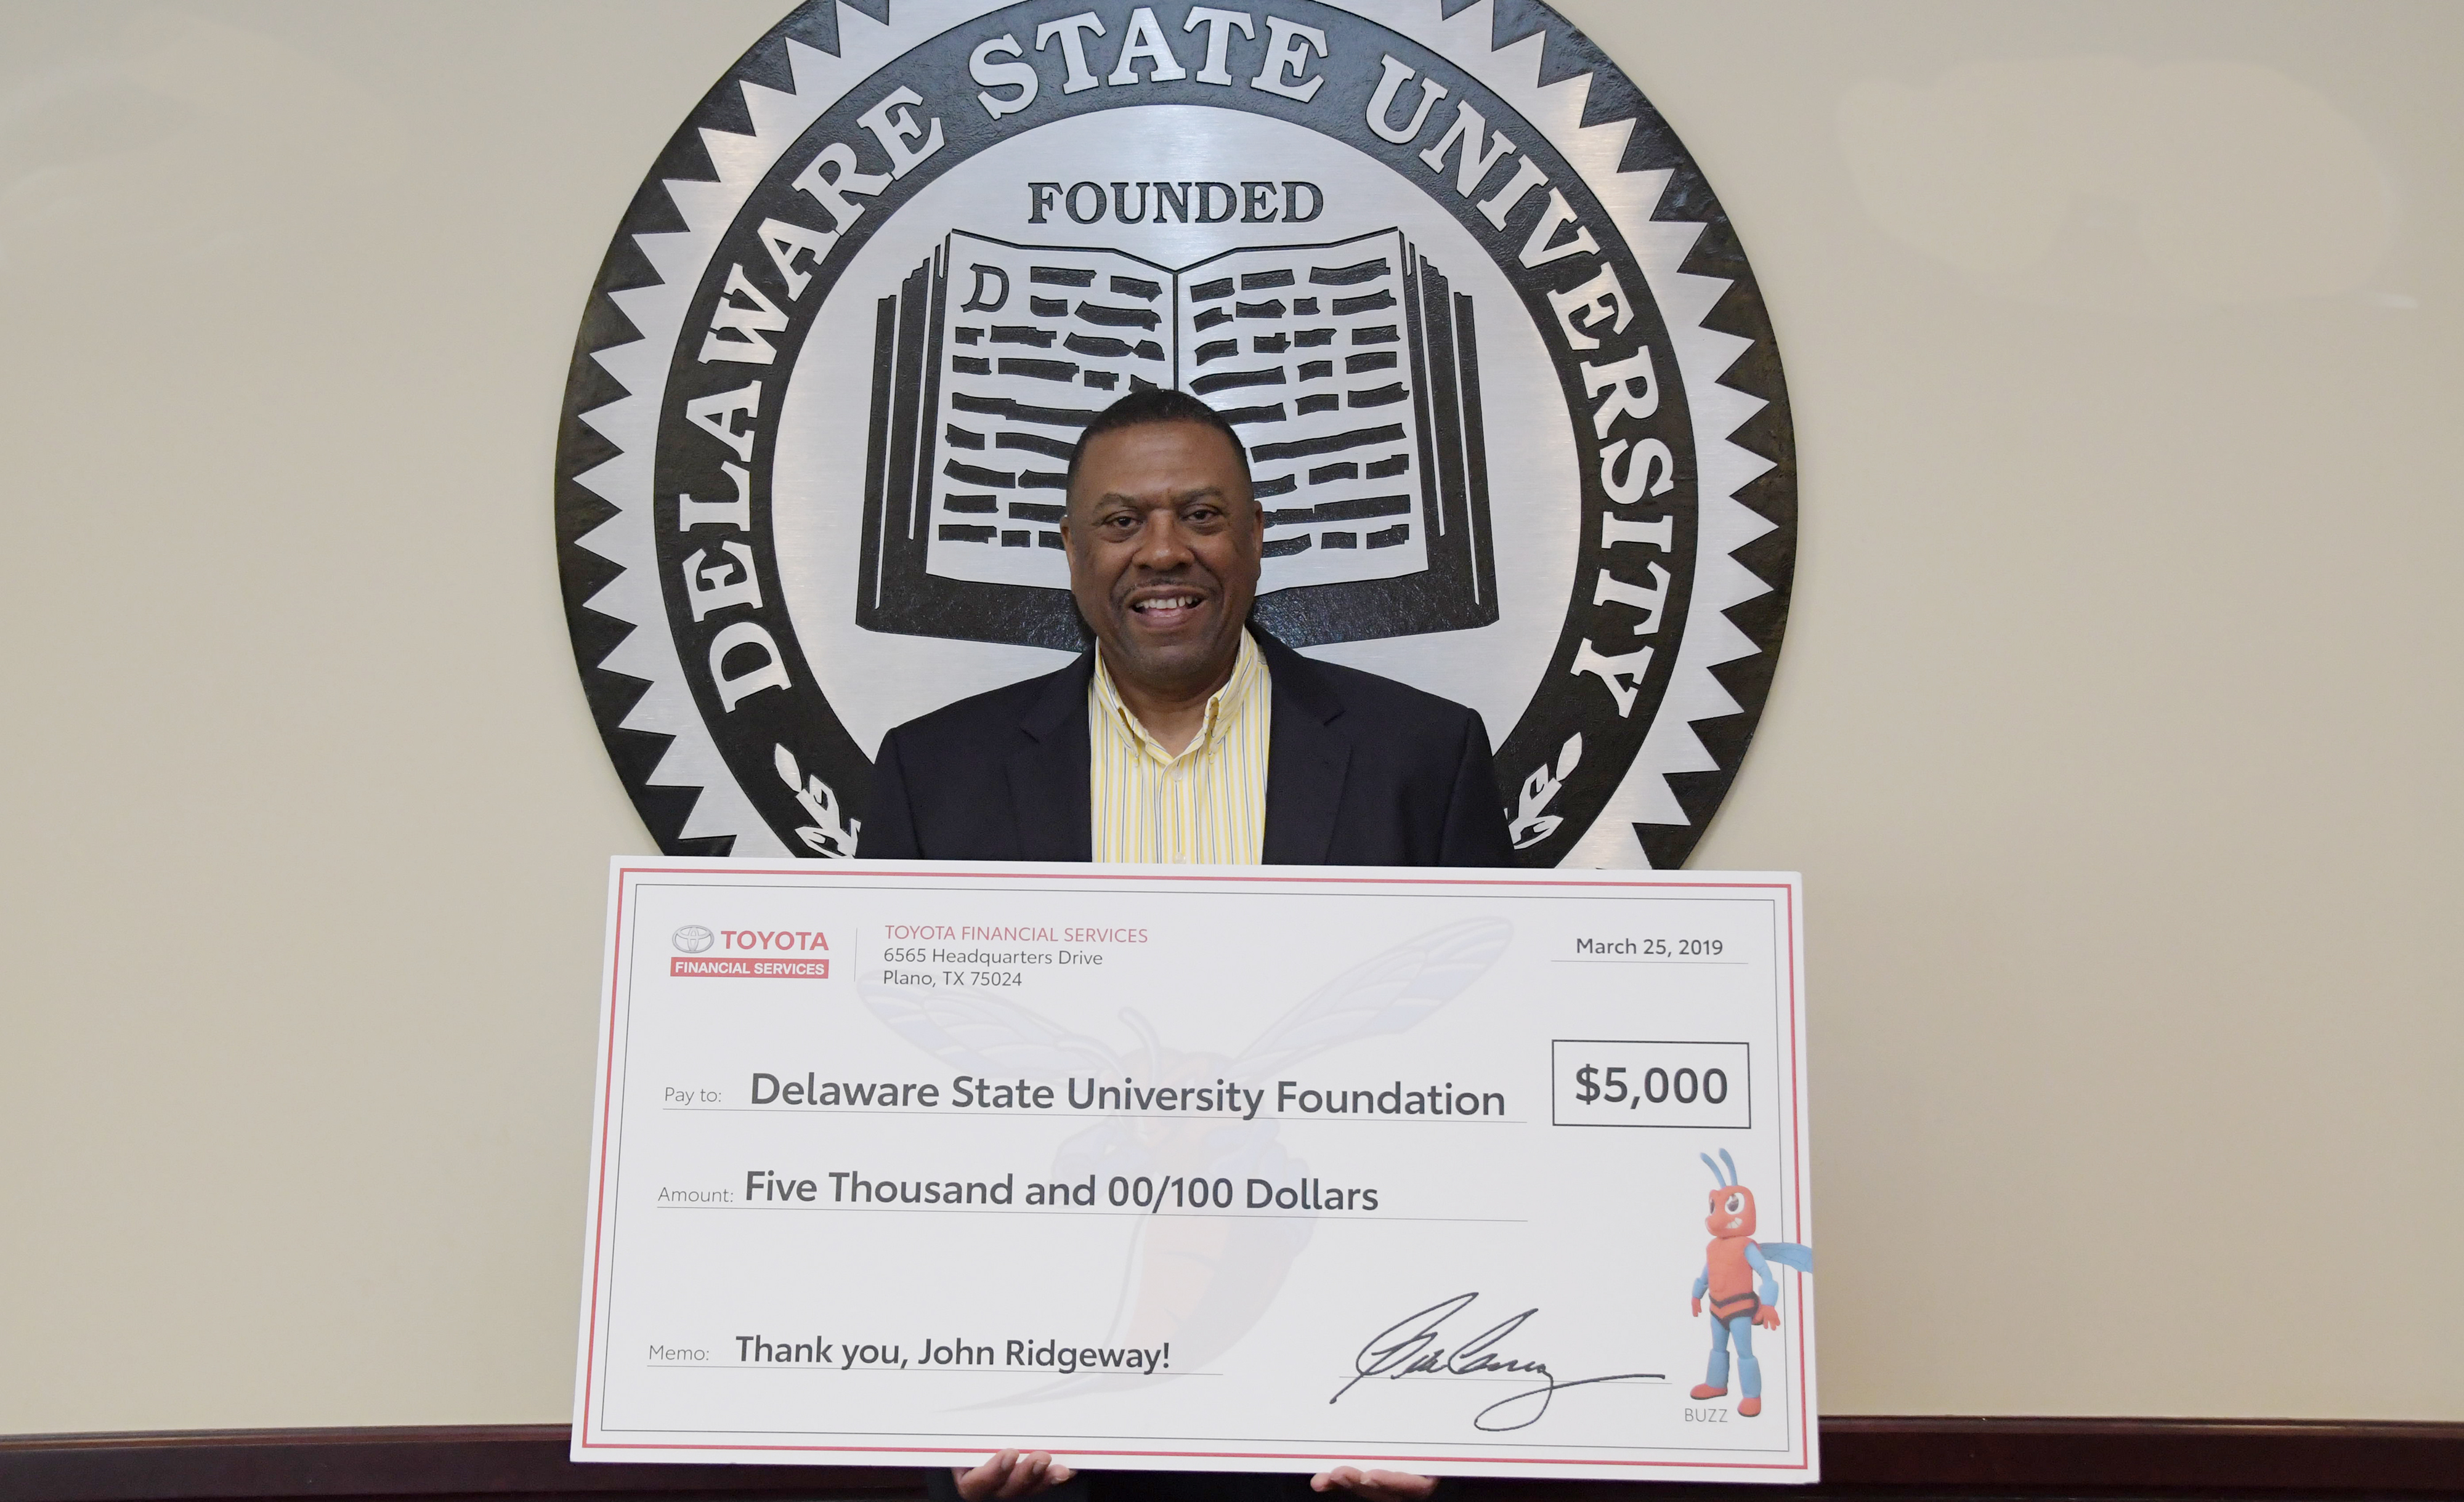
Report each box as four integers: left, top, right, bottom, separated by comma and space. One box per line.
2, 1419, 2458, 1502
0, 1427, 905, 1502
1825, 1416, 2464, 1492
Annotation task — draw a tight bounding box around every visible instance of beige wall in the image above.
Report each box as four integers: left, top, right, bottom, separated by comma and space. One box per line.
1, 0, 2455, 1435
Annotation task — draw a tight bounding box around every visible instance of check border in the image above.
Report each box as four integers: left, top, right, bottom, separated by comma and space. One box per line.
577, 865, 1809, 1477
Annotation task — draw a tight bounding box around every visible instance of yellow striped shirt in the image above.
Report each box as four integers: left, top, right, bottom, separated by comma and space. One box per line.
1088, 631, 1271, 864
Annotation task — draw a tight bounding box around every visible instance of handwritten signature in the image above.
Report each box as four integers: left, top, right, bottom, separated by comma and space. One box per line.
1330, 1292, 1661, 1431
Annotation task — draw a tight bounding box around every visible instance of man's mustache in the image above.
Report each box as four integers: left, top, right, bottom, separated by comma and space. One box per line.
1114, 570, 1219, 596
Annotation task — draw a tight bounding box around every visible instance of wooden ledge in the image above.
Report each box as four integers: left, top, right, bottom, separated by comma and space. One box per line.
2, 1419, 2458, 1502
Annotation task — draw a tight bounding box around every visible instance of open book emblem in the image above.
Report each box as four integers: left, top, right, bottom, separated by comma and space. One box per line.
857, 228, 1497, 650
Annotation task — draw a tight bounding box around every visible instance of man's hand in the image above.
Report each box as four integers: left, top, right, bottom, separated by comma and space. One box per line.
1690, 1296, 1702, 1317
1311, 1466, 1438, 1500
1753, 1304, 1781, 1331
952, 1450, 1074, 1501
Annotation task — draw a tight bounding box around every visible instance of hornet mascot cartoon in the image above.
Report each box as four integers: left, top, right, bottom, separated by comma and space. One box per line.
1689, 1149, 1812, 1417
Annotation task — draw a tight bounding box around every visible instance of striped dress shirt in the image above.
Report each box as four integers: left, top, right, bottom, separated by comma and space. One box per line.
1088, 632, 1271, 865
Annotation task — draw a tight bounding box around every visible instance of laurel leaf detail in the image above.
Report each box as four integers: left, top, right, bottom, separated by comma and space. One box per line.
1508, 732, 1585, 850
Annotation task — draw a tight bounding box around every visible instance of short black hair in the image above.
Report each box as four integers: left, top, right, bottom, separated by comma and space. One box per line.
1065, 387, 1252, 497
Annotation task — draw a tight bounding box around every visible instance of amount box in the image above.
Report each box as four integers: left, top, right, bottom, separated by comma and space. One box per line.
1551, 1039, 1752, 1129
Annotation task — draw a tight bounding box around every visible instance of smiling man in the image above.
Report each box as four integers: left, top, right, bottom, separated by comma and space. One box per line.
862, 389, 1509, 1502
863, 388, 1515, 870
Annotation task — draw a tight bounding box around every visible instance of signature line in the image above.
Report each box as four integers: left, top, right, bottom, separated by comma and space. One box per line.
1334, 1293, 1664, 1432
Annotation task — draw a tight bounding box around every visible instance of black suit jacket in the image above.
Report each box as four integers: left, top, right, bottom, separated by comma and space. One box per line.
862, 629, 1513, 866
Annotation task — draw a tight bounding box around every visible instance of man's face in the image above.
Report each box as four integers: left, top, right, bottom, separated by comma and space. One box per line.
1063, 421, 1263, 695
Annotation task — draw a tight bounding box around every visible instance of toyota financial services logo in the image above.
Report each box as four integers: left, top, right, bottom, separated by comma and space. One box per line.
554, 1, 1795, 868
673, 925, 717, 953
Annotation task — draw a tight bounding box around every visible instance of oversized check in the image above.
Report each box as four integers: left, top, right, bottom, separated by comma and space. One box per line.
573, 860, 1815, 1483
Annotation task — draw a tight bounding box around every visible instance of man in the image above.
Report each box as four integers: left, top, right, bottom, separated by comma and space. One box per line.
865, 389, 1510, 1501
864, 388, 1514, 868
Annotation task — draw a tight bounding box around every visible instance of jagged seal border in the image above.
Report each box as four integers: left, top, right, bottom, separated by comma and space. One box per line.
554, 0, 1795, 868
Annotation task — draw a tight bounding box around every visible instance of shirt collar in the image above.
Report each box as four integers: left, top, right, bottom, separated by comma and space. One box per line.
1092, 630, 1264, 765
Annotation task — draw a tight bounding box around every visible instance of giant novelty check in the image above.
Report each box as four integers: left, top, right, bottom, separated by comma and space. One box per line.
573, 860, 1815, 1482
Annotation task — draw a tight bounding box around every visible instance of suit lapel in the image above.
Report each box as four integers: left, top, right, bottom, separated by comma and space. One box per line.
1008, 653, 1095, 862
1258, 631, 1350, 865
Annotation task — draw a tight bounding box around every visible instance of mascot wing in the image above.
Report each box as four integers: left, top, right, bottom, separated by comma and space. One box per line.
861, 980, 1120, 1077
1759, 1243, 1814, 1274
1230, 917, 1514, 1080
